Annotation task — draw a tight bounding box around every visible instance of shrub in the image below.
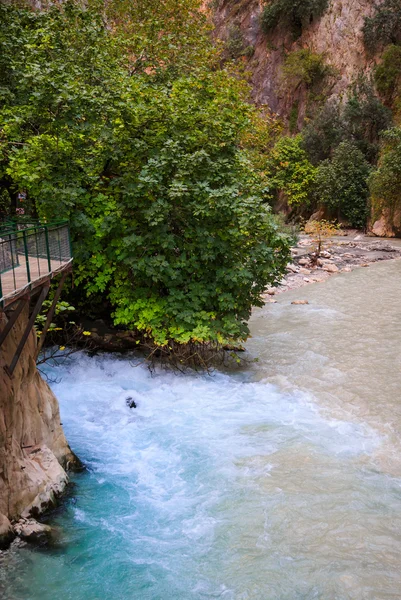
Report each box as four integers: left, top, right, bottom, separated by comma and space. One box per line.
261, 0, 329, 39
374, 44, 401, 105
226, 24, 254, 59
315, 141, 371, 228
267, 136, 317, 207
369, 127, 401, 218
303, 219, 341, 263
363, 0, 401, 54
282, 49, 330, 89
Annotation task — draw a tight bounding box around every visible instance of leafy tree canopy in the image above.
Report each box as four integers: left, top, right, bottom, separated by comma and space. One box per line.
0, 0, 290, 351
267, 136, 316, 207
369, 127, 401, 218
363, 0, 401, 54
315, 141, 371, 228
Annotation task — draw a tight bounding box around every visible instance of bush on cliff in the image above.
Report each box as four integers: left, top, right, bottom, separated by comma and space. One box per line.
0, 1, 290, 355
261, 0, 329, 39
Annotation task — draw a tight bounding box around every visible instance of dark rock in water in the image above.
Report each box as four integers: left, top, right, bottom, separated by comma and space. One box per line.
0, 514, 15, 549
126, 397, 137, 409
14, 518, 52, 545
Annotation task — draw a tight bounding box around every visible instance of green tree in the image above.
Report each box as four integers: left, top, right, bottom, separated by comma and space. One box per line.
302, 82, 392, 164
0, 1, 290, 353
267, 136, 316, 207
315, 141, 371, 228
363, 0, 401, 54
374, 45, 401, 107
369, 127, 401, 220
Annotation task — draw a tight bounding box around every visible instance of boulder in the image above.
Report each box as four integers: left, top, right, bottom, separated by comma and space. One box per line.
323, 263, 339, 273
0, 514, 15, 549
14, 518, 52, 544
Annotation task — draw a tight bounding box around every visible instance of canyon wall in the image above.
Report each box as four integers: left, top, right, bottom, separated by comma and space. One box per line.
0, 304, 78, 546
213, 0, 378, 116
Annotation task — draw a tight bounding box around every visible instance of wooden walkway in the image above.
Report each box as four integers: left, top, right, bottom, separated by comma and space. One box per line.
0, 255, 72, 307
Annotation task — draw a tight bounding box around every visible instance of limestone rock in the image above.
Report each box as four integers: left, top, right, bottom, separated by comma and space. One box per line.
0, 305, 80, 522
298, 258, 310, 266
0, 514, 15, 549
323, 263, 339, 273
14, 518, 52, 544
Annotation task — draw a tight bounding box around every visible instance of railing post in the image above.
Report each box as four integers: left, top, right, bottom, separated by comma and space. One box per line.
57, 227, 62, 264
44, 225, 51, 273
22, 230, 31, 285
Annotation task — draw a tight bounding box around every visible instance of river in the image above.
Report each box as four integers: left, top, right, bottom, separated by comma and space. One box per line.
1, 259, 401, 599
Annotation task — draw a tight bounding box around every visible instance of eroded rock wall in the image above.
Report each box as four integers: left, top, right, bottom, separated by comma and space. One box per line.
0, 303, 78, 538
213, 0, 378, 115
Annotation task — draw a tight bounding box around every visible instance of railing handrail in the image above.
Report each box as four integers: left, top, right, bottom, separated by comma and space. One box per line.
0, 220, 69, 238
0, 220, 72, 307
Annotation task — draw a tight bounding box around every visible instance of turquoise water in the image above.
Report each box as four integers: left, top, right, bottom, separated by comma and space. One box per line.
2, 260, 401, 599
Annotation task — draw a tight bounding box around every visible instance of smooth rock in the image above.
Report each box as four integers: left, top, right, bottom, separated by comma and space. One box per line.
291, 300, 309, 305
287, 264, 298, 273
14, 518, 52, 544
298, 258, 310, 266
323, 264, 339, 273
299, 267, 311, 274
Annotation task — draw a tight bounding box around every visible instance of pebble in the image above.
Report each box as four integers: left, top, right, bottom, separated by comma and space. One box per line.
291, 300, 309, 305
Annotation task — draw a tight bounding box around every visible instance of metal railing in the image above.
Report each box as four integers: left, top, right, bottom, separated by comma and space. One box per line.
0, 221, 72, 306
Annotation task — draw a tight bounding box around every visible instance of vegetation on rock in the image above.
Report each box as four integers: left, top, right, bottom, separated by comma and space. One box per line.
363, 0, 401, 54
374, 45, 401, 109
261, 0, 329, 39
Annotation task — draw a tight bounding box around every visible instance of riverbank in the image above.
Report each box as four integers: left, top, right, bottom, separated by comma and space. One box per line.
262, 234, 401, 302
3, 258, 401, 598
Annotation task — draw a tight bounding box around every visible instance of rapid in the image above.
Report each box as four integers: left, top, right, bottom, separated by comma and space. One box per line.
2, 258, 401, 600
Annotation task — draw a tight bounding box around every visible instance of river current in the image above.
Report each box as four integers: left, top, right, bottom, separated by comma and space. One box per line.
2, 259, 401, 599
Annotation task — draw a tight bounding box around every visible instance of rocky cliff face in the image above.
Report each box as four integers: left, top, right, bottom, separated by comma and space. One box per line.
0, 304, 78, 546
213, 0, 377, 117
